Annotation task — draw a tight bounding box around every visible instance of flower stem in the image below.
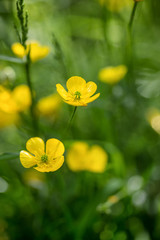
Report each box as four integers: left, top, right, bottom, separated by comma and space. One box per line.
25, 55, 38, 135
128, 2, 138, 30
63, 106, 77, 138
67, 106, 77, 131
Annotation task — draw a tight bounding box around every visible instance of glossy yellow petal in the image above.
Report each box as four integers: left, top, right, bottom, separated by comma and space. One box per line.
82, 81, 97, 98
46, 138, 65, 160
26, 137, 45, 157
63, 99, 87, 107
66, 76, 86, 94
28, 42, 50, 62
34, 156, 64, 172
20, 150, 37, 168
85, 93, 100, 104
56, 84, 71, 100
12, 85, 32, 111
87, 145, 108, 172
11, 43, 26, 58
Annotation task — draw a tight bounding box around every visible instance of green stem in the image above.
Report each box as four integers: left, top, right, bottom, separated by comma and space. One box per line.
63, 106, 77, 139
66, 106, 77, 132
128, 2, 138, 30
25, 55, 38, 135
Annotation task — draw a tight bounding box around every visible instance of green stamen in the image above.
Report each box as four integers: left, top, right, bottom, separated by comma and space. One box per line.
41, 154, 48, 163
74, 91, 81, 100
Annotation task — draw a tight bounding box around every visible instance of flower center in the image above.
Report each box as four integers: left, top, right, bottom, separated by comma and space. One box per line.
74, 91, 81, 100
41, 154, 48, 163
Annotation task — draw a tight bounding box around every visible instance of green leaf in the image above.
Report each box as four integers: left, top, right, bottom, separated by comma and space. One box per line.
0, 55, 24, 64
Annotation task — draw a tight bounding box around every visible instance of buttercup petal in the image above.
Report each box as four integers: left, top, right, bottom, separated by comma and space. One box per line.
11, 43, 26, 58
34, 156, 64, 172
56, 84, 71, 100
82, 81, 97, 98
63, 99, 87, 107
20, 150, 37, 168
66, 76, 86, 94
26, 137, 45, 157
46, 138, 65, 160
85, 93, 100, 104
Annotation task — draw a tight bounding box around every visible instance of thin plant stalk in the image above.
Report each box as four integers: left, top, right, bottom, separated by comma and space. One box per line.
63, 106, 77, 138
128, 2, 138, 30
67, 106, 77, 131
25, 53, 38, 134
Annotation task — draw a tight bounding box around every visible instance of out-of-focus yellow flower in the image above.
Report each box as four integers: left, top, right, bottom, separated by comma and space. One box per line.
0, 85, 31, 128
56, 76, 100, 106
0, 111, 19, 128
12, 85, 32, 112
108, 195, 119, 204
11, 41, 50, 62
66, 142, 108, 172
0, 85, 31, 113
146, 109, 160, 134
20, 137, 65, 172
99, 0, 132, 12
0, 86, 17, 113
37, 93, 61, 117
99, 65, 127, 85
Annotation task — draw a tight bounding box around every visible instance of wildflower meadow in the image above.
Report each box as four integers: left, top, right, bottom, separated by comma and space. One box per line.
0, 0, 160, 239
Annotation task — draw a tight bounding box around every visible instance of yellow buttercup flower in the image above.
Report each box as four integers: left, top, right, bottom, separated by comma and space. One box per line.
12, 85, 32, 111
0, 84, 31, 128
20, 137, 65, 172
0, 85, 31, 113
56, 76, 100, 106
66, 142, 108, 173
99, 0, 132, 12
0, 111, 19, 128
99, 65, 127, 85
0, 86, 18, 113
12, 41, 50, 62
37, 93, 61, 117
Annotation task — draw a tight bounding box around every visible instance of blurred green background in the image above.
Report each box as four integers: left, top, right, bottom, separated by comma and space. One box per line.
0, 0, 160, 239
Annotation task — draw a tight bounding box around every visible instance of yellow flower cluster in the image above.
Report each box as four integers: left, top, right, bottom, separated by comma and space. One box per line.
12, 41, 50, 62
99, 65, 127, 85
0, 85, 31, 128
20, 76, 101, 172
66, 142, 108, 173
12, 39, 102, 173
20, 137, 65, 172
